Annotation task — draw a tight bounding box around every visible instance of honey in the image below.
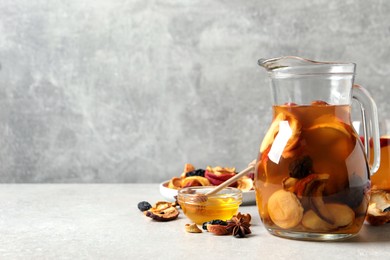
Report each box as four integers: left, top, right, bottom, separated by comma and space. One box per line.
177, 187, 242, 224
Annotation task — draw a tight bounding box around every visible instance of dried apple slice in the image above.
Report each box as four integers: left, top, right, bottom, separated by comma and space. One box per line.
205, 166, 236, 185
302, 210, 335, 231
267, 189, 304, 229
168, 177, 183, 189
180, 163, 196, 178
236, 176, 253, 191
146, 206, 179, 221
260, 112, 301, 159
181, 176, 210, 187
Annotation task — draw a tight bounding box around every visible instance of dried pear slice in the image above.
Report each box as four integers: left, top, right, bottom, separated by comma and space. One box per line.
268, 189, 303, 229
326, 203, 355, 227
310, 182, 335, 225
295, 173, 330, 198
302, 210, 335, 231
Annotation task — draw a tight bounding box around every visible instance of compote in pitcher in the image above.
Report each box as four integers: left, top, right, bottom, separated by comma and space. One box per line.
255, 56, 380, 241
255, 102, 370, 239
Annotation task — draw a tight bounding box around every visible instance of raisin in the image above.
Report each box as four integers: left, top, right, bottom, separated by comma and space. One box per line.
137, 201, 152, 212
202, 219, 228, 230
185, 169, 205, 177
289, 156, 313, 179
384, 207, 390, 213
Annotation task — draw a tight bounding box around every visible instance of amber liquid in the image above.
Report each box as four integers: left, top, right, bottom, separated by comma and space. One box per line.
180, 197, 239, 224
370, 137, 390, 192
255, 104, 370, 235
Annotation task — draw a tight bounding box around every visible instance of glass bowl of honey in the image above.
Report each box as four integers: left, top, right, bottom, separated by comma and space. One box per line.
177, 186, 243, 224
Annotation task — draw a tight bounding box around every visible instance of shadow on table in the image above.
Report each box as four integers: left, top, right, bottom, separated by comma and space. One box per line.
346, 223, 390, 243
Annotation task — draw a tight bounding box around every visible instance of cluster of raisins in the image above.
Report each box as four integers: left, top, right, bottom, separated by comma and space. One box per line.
202, 219, 228, 230
185, 169, 205, 177
289, 156, 313, 179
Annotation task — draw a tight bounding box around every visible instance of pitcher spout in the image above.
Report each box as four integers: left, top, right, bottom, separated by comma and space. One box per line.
258, 56, 355, 77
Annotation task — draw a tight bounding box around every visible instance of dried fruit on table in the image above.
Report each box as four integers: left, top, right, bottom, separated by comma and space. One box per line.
185, 223, 202, 233
366, 189, 390, 226
145, 201, 179, 222
137, 201, 152, 212
207, 224, 230, 235
267, 189, 303, 229
226, 212, 252, 238
202, 219, 228, 230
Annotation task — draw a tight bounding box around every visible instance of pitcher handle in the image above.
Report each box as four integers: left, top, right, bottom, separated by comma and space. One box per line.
352, 84, 380, 175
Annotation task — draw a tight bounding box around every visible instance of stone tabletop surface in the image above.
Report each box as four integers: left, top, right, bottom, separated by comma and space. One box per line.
1, 184, 390, 259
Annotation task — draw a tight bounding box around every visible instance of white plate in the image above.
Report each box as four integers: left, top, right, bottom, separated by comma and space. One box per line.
159, 181, 256, 206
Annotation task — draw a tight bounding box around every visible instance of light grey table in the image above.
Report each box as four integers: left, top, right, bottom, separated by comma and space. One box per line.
1, 184, 390, 259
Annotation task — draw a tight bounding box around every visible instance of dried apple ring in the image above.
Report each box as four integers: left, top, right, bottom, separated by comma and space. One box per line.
181, 176, 210, 187
236, 176, 253, 191
168, 177, 183, 190
260, 112, 301, 159
267, 189, 303, 229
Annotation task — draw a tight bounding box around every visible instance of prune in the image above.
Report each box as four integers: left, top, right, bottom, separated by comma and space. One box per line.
289, 156, 313, 179
137, 201, 152, 212
202, 219, 228, 230
185, 169, 205, 177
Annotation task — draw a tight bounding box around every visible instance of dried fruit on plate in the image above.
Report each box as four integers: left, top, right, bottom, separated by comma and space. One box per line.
169, 163, 254, 191
205, 166, 237, 185
181, 176, 210, 188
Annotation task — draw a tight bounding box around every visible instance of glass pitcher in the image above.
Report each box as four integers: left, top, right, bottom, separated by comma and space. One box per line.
254, 56, 380, 241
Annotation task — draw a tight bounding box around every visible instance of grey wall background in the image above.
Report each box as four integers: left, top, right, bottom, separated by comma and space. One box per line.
0, 0, 389, 183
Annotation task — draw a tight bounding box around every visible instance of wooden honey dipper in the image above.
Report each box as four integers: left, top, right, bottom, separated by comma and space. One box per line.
193, 164, 255, 203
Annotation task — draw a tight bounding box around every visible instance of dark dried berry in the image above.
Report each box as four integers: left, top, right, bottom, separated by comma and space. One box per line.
185, 169, 205, 177
137, 201, 152, 212
383, 207, 390, 213
202, 219, 228, 230
289, 156, 313, 179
